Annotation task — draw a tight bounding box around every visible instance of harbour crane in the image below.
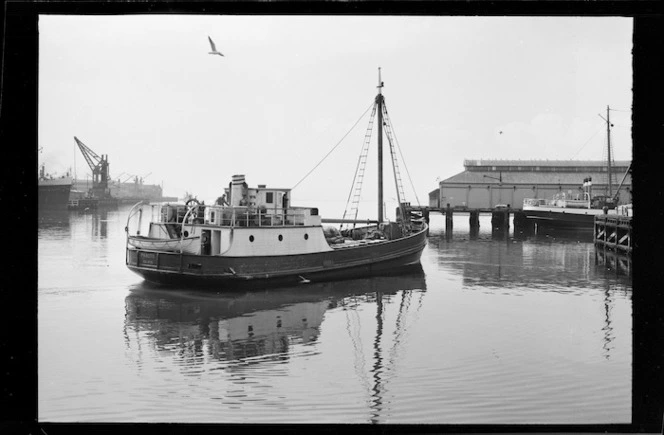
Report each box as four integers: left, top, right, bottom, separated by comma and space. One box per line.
74, 136, 112, 198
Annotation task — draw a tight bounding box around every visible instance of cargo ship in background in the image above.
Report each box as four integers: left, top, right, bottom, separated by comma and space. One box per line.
38, 164, 73, 211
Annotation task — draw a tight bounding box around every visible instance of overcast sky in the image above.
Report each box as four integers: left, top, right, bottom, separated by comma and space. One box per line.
39, 15, 633, 219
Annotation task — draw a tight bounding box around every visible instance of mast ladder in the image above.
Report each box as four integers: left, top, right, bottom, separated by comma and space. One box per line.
342, 103, 377, 230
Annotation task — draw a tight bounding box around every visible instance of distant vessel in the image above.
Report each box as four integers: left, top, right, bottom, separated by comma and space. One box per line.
522, 182, 619, 228
38, 164, 72, 211
522, 106, 632, 229
125, 71, 428, 288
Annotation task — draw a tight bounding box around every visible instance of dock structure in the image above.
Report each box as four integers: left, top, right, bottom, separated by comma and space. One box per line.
404, 204, 531, 234
594, 214, 632, 255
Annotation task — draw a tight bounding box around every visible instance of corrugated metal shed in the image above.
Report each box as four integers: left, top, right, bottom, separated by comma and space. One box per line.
434, 160, 631, 209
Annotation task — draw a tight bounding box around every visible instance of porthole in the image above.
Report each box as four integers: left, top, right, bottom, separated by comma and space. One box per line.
183, 230, 189, 237
249, 235, 254, 242
304, 233, 309, 240
278, 235, 283, 241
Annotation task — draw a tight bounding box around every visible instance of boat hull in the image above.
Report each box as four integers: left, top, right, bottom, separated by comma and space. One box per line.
126, 225, 428, 288
523, 206, 613, 229
39, 181, 72, 211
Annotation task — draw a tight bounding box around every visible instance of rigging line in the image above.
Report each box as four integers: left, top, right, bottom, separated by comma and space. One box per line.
569, 125, 604, 160
382, 101, 421, 206
291, 102, 375, 190
342, 103, 378, 226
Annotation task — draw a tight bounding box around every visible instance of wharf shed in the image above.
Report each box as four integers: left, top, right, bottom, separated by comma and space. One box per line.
430, 159, 631, 210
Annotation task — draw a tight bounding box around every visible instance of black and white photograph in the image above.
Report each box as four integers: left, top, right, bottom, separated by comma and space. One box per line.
21, 9, 658, 429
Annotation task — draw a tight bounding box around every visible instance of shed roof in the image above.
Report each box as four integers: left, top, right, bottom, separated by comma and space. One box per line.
442, 170, 631, 186
464, 159, 631, 168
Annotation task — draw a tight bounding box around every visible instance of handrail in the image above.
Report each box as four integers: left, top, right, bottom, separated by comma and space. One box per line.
125, 201, 146, 249
125, 201, 146, 235
180, 204, 199, 254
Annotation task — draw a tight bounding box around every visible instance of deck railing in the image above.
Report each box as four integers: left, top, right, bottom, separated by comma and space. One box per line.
151, 204, 310, 228
523, 197, 590, 209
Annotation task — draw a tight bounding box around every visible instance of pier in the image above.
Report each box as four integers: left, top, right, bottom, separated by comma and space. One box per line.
405, 204, 532, 234
594, 214, 632, 255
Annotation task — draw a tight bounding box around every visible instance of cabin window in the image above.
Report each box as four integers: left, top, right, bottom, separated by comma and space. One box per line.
266, 192, 274, 203
249, 235, 254, 242
304, 234, 309, 240
278, 235, 283, 241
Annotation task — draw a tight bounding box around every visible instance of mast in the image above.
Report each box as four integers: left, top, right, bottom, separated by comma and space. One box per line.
606, 105, 613, 198
376, 68, 384, 223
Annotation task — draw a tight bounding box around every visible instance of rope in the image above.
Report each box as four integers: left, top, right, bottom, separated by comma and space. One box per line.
291, 102, 375, 190
569, 125, 603, 160
383, 101, 421, 206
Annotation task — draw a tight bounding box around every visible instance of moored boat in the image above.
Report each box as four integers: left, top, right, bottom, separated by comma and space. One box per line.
125, 71, 428, 288
522, 176, 622, 229
522, 194, 618, 229
38, 164, 73, 211
522, 106, 632, 230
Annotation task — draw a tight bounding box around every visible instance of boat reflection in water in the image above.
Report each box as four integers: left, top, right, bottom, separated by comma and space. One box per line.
38, 209, 71, 231
124, 267, 426, 370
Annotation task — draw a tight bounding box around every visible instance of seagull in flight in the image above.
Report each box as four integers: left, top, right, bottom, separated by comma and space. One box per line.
207, 36, 224, 56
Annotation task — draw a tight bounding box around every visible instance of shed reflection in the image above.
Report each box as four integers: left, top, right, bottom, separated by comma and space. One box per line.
430, 231, 630, 291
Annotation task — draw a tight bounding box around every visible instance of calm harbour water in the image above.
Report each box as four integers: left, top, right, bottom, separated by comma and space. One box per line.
38, 205, 632, 424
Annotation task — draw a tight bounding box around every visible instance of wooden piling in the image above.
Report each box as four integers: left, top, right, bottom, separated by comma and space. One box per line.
423, 208, 430, 225
469, 210, 480, 228
445, 203, 453, 233
594, 214, 632, 255
491, 208, 509, 230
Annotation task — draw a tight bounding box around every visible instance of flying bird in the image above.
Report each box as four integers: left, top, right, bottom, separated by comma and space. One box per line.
207, 36, 224, 56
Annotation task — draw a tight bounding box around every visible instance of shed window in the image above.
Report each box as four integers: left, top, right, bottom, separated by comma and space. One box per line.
266, 192, 274, 203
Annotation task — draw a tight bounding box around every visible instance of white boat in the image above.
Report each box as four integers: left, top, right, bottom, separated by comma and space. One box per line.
125, 71, 428, 288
